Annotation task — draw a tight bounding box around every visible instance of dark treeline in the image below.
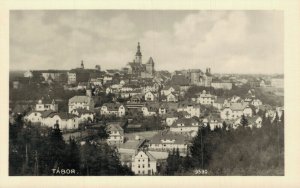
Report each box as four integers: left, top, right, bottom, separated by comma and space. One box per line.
165, 112, 284, 175
9, 115, 133, 176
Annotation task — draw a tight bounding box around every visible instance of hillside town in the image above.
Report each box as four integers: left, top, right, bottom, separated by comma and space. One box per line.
9, 42, 284, 176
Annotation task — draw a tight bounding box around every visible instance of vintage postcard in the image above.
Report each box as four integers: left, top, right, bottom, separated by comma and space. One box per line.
1, 0, 300, 187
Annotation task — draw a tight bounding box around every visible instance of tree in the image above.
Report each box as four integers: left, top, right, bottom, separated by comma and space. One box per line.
47, 126, 66, 171
240, 115, 248, 127
80, 142, 133, 175
64, 137, 81, 175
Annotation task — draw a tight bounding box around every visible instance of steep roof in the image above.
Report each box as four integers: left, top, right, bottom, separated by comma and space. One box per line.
107, 122, 124, 133
73, 108, 94, 115
178, 101, 200, 108
215, 97, 226, 104
172, 118, 199, 127
149, 131, 186, 145
230, 102, 249, 111
146, 57, 155, 64
69, 96, 93, 104
43, 111, 77, 119
169, 75, 190, 86
102, 103, 124, 111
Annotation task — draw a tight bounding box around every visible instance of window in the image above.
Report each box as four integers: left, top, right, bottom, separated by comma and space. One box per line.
35, 113, 37, 116
142, 165, 144, 168
138, 165, 140, 168
138, 160, 140, 162
148, 164, 150, 168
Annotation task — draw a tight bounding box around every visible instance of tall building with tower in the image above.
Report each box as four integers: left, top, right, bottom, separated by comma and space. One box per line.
124, 42, 155, 78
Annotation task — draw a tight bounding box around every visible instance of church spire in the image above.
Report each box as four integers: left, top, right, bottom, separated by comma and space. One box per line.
136, 42, 142, 57
135, 42, 142, 64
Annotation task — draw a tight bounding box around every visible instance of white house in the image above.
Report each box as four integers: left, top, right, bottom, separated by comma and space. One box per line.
35, 99, 58, 111
70, 108, 94, 124
170, 118, 200, 135
24, 111, 44, 124
161, 86, 179, 96
41, 112, 79, 130
232, 115, 263, 129
213, 97, 228, 110
196, 90, 216, 105
144, 91, 156, 102
100, 103, 126, 117
166, 92, 178, 102
251, 99, 263, 107
177, 102, 201, 118
68, 96, 95, 113
148, 131, 187, 153
141, 103, 158, 116
131, 150, 157, 175
202, 116, 223, 130
165, 114, 179, 126
107, 122, 124, 145
220, 102, 253, 120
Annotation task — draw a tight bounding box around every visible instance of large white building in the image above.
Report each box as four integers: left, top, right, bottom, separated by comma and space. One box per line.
35, 99, 58, 112
100, 103, 126, 117
131, 150, 157, 175
148, 131, 188, 153
170, 118, 200, 135
220, 102, 253, 120
195, 90, 216, 105
107, 122, 124, 145
24, 110, 79, 130
68, 96, 95, 113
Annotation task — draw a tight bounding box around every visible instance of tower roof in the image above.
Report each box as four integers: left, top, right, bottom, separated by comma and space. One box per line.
135, 42, 142, 57
147, 57, 154, 64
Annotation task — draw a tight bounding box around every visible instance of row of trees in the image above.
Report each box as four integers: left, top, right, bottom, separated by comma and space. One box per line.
165, 112, 284, 175
9, 115, 133, 176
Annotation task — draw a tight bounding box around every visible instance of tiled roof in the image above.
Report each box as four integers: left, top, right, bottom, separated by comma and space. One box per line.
107, 122, 124, 133
215, 97, 226, 103
73, 108, 94, 115
146, 57, 155, 64
149, 131, 186, 145
172, 118, 198, 127
102, 103, 124, 111
169, 75, 189, 86
178, 101, 200, 108
144, 102, 160, 112
69, 96, 93, 104
230, 102, 249, 111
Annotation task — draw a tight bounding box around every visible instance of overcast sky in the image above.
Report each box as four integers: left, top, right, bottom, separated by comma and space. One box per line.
10, 10, 283, 74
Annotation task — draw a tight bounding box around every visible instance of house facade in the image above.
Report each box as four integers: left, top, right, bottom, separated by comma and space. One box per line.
220, 102, 253, 120
131, 150, 157, 175
148, 131, 187, 153
68, 96, 95, 113
107, 122, 124, 145
100, 103, 126, 117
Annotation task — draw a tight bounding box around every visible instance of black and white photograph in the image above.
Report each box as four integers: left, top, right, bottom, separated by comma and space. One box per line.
8, 9, 286, 177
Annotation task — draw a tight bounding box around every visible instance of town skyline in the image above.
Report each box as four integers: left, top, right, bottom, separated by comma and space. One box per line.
10, 10, 283, 74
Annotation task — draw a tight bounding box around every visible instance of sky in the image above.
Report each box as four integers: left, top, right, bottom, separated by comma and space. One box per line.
10, 10, 283, 74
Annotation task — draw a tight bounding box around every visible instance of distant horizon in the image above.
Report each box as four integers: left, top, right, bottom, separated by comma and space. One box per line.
10, 10, 283, 74
8, 68, 284, 76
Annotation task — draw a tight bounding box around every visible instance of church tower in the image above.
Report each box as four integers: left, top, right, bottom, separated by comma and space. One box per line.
81, 60, 84, 69
135, 42, 142, 64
